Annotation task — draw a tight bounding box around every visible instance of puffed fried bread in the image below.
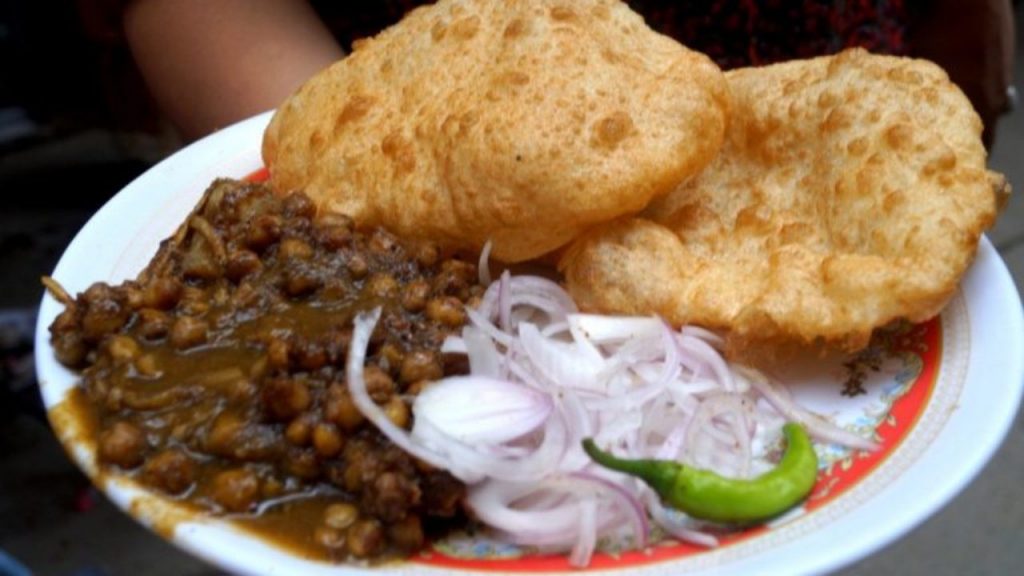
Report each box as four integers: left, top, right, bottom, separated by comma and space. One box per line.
562, 49, 1007, 352
262, 0, 729, 262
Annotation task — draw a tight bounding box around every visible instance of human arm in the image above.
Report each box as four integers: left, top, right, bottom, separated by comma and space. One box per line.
908, 0, 1015, 146
123, 0, 343, 141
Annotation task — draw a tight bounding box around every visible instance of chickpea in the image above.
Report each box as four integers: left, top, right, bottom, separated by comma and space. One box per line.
368, 228, 400, 255
377, 343, 405, 373
283, 448, 320, 480
81, 296, 129, 342
136, 308, 171, 340
226, 378, 257, 402
205, 411, 244, 455
381, 309, 411, 336
293, 341, 327, 371
441, 258, 475, 276
324, 384, 365, 431
279, 237, 314, 260
365, 273, 398, 298
176, 287, 209, 316
267, 338, 289, 370
400, 350, 443, 385
210, 284, 230, 307
225, 249, 261, 281
400, 280, 431, 312
318, 278, 351, 302
388, 515, 424, 551
98, 421, 146, 469
169, 316, 208, 350
181, 237, 223, 281
314, 526, 347, 550
342, 463, 363, 492
404, 379, 431, 397
362, 365, 395, 403
50, 306, 78, 332
53, 331, 87, 368
283, 192, 316, 219
312, 422, 345, 458
209, 468, 261, 513
245, 214, 282, 251
420, 470, 464, 516
318, 225, 353, 250
230, 282, 261, 309
346, 518, 384, 558
141, 277, 182, 310
425, 297, 467, 327
285, 416, 314, 446
141, 449, 196, 495
262, 477, 284, 499
384, 397, 410, 429
134, 353, 161, 377
261, 378, 311, 421
346, 254, 369, 278
122, 284, 145, 310
323, 502, 359, 530
414, 242, 440, 268
106, 335, 140, 364
433, 259, 476, 300
284, 267, 322, 297
83, 282, 115, 302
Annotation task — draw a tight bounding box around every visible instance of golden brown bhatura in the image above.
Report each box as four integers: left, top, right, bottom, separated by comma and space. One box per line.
263, 0, 729, 262
562, 49, 1008, 353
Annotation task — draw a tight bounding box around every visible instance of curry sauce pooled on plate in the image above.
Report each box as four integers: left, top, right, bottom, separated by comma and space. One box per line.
46, 178, 482, 560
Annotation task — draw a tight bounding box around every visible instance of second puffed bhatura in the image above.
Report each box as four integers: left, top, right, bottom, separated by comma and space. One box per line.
561, 49, 1007, 352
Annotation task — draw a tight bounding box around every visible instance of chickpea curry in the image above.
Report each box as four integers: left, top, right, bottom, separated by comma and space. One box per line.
46, 178, 484, 560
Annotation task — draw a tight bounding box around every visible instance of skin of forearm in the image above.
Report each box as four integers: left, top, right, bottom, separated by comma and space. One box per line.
909, 0, 1015, 144
124, 0, 344, 140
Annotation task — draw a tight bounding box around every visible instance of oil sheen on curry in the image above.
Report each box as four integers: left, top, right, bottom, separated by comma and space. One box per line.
46, 179, 483, 561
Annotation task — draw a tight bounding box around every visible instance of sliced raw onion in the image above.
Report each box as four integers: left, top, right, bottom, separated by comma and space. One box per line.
478, 240, 493, 286
569, 314, 663, 344
739, 366, 881, 451
462, 326, 503, 378
413, 376, 552, 444
569, 498, 598, 568
411, 412, 569, 483
466, 472, 648, 568
346, 309, 455, 473
344, 269, 881, 567
646, 494, 720, 548
569, 471, 649, 550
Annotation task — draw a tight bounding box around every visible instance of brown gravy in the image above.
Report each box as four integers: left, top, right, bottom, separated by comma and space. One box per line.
46, 179, 481, 561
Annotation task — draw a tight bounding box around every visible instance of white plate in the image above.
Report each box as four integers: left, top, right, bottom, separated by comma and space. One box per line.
35, 112, 1024, 576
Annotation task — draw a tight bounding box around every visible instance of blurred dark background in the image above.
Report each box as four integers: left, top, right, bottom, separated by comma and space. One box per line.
0, 3, 196, 573
1, 2, 1023, 576
0, 1, 169, 421
0, 0, 176, 307
0, 3, 199, 573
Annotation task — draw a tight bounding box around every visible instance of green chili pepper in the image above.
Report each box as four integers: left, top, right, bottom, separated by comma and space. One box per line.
582, 422, 818, 524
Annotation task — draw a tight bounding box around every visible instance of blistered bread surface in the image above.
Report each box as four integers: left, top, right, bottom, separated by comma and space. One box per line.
563, 49, 1006, 351
263, 0, 729, 262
